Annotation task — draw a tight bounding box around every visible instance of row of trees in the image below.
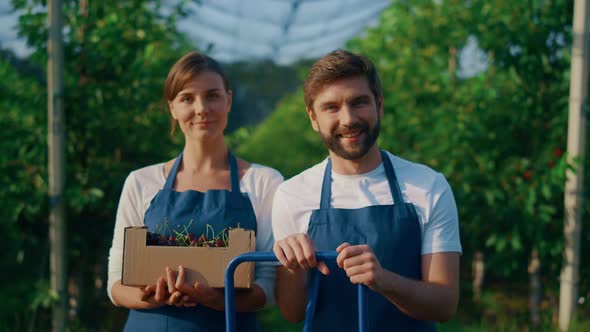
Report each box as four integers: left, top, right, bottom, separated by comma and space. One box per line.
1, 0, 587, 330
2, 0, 191, 329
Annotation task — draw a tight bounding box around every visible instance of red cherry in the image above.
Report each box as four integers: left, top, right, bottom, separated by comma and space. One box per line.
553, 148, 563, 158
523, 170, 533, 180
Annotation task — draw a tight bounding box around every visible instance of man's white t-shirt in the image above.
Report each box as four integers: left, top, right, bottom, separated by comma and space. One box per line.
272, 151, 462, 255
107, 162, 283, 307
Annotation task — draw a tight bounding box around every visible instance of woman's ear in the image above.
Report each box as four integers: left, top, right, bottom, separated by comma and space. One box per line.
168, 100, 178, 119
226, 90, 233, 112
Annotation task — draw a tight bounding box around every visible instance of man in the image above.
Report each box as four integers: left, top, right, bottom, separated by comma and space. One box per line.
272, 50, 462, 331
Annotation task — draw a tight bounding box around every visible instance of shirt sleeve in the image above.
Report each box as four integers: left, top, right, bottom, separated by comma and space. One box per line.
107, 172, 144, 305
251, 168, 284, 308
421, 173, 462, 255
271, 186, 300, 242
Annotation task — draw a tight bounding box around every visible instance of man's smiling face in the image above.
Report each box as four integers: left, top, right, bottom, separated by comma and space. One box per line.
307, 75, 382, 160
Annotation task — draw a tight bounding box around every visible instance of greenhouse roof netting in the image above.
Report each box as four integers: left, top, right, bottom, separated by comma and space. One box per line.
0, 0, 391, 64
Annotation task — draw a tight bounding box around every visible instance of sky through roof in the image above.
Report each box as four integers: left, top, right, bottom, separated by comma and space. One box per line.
0, 0, 391, 65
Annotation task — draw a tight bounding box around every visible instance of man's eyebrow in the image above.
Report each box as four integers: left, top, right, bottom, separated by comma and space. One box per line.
350, 94, 371, 102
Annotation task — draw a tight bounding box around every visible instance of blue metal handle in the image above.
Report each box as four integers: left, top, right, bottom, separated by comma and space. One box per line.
224, 251, 368, 332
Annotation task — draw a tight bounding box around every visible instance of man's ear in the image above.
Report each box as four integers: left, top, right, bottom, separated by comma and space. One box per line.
377, 96, 384, 118
306, 106, 319, 132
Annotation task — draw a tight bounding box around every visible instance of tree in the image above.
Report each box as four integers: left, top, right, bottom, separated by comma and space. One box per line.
0, 53, 48, 330
4, 0, 194, 328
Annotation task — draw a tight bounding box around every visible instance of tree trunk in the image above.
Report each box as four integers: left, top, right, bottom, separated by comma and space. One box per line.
472, 251, 484, 302
528, 249, 541, 326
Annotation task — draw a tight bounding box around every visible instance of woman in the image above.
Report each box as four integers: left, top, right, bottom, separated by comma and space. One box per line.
107, 51, 283, 331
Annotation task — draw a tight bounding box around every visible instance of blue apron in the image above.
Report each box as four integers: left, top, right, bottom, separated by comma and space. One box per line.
307, 151, 436, 332
124, 151, 259, 332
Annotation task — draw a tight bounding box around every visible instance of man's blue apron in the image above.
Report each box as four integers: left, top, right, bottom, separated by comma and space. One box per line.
307, 150, 436, 331
124, 151, 259, 332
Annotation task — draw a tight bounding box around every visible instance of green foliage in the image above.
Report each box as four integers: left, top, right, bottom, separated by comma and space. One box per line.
223, 60, 310, 132
257, 307, 302, 332
257, 297, 590, 332
0, 55, 50, 329
3, 0, 193, 328
236, 90, 327, 177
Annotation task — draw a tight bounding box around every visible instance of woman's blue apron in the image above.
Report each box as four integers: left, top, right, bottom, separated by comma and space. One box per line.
124, 151, 259, 332
307, 150, 436, 331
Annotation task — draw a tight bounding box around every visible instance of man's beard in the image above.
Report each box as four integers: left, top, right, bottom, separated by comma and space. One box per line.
319, 116, 380, 160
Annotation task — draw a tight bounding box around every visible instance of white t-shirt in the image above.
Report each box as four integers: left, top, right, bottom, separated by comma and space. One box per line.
272, 151, 462, 255
107, 162, 283, 307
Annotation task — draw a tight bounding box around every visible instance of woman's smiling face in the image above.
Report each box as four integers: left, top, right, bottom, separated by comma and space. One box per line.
168, 71, 232, 142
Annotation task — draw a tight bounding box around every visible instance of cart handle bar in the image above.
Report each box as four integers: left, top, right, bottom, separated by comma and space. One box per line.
224, 251, 368, 332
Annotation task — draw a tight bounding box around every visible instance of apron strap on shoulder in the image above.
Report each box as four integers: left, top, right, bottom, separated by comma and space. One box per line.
380, 150, 404, 204
164, 151, 183, 190
228, 151, 244, 207
319, 158, 333, 209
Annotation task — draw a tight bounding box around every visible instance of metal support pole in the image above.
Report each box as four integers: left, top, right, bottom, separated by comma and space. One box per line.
48, 0, 67, 330
559, 0, 589, 330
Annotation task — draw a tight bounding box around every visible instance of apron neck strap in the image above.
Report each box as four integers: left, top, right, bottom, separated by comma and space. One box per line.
228, 151, 240, 193
319, 150, 404, 209
164, 152, 183, 190
319, 158, 333, 209
163, 150, 241, 193
380, 150, 404, 204
228, 151, 245, 207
